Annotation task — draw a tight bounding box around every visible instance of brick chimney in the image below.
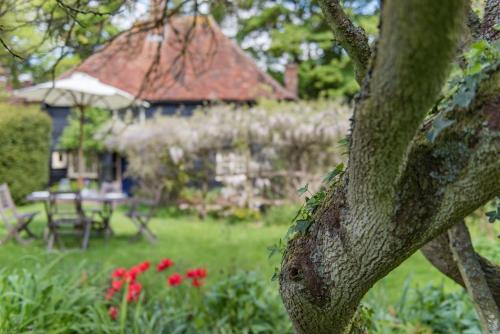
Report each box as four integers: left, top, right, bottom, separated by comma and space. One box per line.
284, 63, 299, 98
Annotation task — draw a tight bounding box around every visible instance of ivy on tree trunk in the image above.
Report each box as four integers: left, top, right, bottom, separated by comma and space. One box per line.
279, 1, 500, 333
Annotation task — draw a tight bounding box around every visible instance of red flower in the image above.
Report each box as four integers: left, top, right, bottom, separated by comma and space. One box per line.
111, 268, 127, 279
138, 261, 151, 273
168, 273, 183, 286
195, 268, 207, 279
126, 282, 142, 302
108, 306, 118, 320
186, 269, 198, 279
192, 278, 203, 288
186, 268, 207, 279
156, 258, 174, 272
125, 267, 140, 282
105, 288, 116, 301
111, 279, 124, 291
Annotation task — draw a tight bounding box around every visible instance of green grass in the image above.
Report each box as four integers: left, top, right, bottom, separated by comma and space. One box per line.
0, 203, 497, 306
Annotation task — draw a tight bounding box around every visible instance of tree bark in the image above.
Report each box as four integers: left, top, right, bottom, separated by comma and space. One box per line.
317, 0, 371, 84
481, 0, 499, 42
421, 231, 500, 306
448, 222, 499, 333
278, 1, 500, 333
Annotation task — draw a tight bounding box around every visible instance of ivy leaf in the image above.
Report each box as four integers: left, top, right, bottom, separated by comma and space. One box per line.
426, 117, 455, 143
297, 183, 309, 196
485, 210, 499, 223
267, 245, 279, 259
267, 240, 282, 259
452, 77, 478, 108
271, 267, 280, 282
338, 137, 349, 155
338, 137, 348, 146
323, 163, 345, 184
294, 219, 312, 233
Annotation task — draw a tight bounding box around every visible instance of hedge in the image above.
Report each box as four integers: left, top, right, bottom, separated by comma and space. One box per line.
0, 103, 51, 203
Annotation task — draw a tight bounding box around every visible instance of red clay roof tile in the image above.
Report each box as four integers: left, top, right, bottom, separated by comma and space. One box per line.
70, 16, 295, 102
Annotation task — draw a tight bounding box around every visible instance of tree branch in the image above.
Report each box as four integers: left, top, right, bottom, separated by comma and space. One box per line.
394, 66, 500, 240
448, 222, 499, 333
421, 231, 500, 306
347, 0, 467, 220
317, 0, 371, 84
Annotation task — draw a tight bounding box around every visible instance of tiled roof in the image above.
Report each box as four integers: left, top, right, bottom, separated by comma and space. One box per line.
70, 16, 295, 102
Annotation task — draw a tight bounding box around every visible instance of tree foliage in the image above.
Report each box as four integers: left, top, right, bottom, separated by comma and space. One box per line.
59, 107, 111, 152
0, 0, 125, 85
230, 0, 378, 99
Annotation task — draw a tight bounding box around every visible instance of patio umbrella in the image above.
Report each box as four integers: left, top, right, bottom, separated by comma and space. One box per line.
13, 72, 147, 187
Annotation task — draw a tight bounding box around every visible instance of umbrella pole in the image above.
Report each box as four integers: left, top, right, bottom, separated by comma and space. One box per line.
78, 105, 85, 189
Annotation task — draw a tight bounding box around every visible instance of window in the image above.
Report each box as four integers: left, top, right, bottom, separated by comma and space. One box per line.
67, 153, 99, 179
51, 151, 68, 169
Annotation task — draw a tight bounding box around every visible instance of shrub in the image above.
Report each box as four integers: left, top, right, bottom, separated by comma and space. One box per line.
0, 103, 51, 202
201, 271, 292, 333
365, 283, 481, 334
0, 259, 292, 334
0, 261, 109, 333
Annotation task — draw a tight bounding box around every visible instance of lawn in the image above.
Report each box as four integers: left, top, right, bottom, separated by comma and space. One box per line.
1, 203, 497, 307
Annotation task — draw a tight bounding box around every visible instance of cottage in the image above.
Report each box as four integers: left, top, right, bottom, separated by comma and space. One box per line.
46, 16, 297, 190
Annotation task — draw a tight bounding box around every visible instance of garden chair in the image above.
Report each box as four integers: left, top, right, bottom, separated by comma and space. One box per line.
46, 191, 92, 250
126, 189, 162, 243
88, 182, 121, 238
0, 184, 38, 245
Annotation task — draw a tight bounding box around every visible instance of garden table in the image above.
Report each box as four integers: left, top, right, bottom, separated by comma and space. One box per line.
26, 190, 128, 239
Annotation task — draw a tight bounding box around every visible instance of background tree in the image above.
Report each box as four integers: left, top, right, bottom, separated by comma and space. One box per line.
59, 107, 111, 152
213, 0, 378, 99
0, 0, 127, 86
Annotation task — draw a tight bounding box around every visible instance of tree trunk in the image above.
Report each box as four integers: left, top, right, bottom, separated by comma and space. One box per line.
279, 1, 500, 333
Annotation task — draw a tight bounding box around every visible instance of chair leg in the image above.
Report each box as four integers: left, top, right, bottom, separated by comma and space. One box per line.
138, 218, 157, 243
47, 231, 55, 251
104, 226, 113, 241
1, 226, 28, 245
23, 225, 37, 239
81, 221, 91, 250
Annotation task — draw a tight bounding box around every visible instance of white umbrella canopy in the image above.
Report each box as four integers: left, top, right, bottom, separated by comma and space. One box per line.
13, 72, 147, 109
13, 72, 148, 187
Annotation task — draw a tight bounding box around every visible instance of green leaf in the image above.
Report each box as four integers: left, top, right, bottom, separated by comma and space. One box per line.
323, 163, 345, 184
294, 219, 312, 233
267, 239, 283, 259
426, 117, 455, 143
485, 210, 499, 223
297, 184, 309, 196
271, 267, 280, 282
